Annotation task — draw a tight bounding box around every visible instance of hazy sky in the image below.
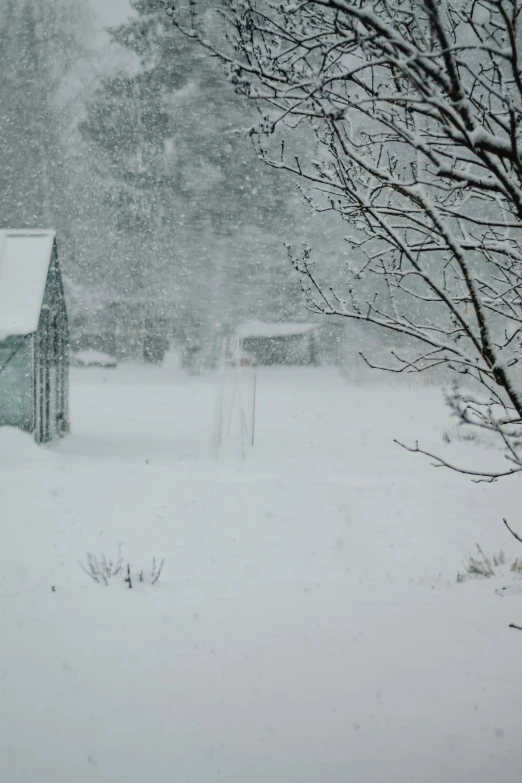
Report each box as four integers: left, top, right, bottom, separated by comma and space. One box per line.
90, 0, 131, 29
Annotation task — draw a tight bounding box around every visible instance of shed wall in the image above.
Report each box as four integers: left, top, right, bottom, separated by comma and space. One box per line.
0, 336, 34, 431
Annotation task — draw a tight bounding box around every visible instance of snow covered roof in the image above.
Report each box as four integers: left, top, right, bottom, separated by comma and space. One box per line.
0, 230, 56, 340
237, 320, 319, 339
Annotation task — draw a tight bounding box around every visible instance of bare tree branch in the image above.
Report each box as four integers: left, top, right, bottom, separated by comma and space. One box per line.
395, 440, 522, 481
503, 517, 522, 545
170, 0, 522, 479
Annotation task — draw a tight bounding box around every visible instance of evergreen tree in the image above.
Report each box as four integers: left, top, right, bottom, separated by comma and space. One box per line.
0, 0, 90, 232
81, 0, 309, 347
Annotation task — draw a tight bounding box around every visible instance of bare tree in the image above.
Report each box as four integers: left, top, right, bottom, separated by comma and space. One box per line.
168, 0, 522, 480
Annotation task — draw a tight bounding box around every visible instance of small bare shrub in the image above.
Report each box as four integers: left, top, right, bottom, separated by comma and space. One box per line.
80, 549, 164, 588
80, 550, 123, 585
457, 545, 522, 583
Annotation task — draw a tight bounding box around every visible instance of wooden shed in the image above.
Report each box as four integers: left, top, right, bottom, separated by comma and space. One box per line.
0, 230, 69, 443
237, 321, 320, 366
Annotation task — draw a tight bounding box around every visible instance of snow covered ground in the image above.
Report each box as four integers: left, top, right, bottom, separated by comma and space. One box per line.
1, 354, 522, 782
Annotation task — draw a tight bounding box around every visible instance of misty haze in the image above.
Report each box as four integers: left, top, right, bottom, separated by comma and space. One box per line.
1, 1, 522, 782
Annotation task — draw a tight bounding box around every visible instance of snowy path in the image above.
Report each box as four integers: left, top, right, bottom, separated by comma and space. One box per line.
1, 358, 522, 782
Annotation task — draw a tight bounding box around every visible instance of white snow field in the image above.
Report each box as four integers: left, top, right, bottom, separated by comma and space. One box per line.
1, 355, 522, 783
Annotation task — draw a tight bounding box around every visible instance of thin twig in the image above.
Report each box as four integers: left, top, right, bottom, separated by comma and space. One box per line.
151, 558, 165, 585
503, 517, 522, 544
395, 440, 522, 481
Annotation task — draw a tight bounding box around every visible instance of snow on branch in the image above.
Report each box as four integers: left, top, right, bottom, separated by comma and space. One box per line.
171, 0, 522, 478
